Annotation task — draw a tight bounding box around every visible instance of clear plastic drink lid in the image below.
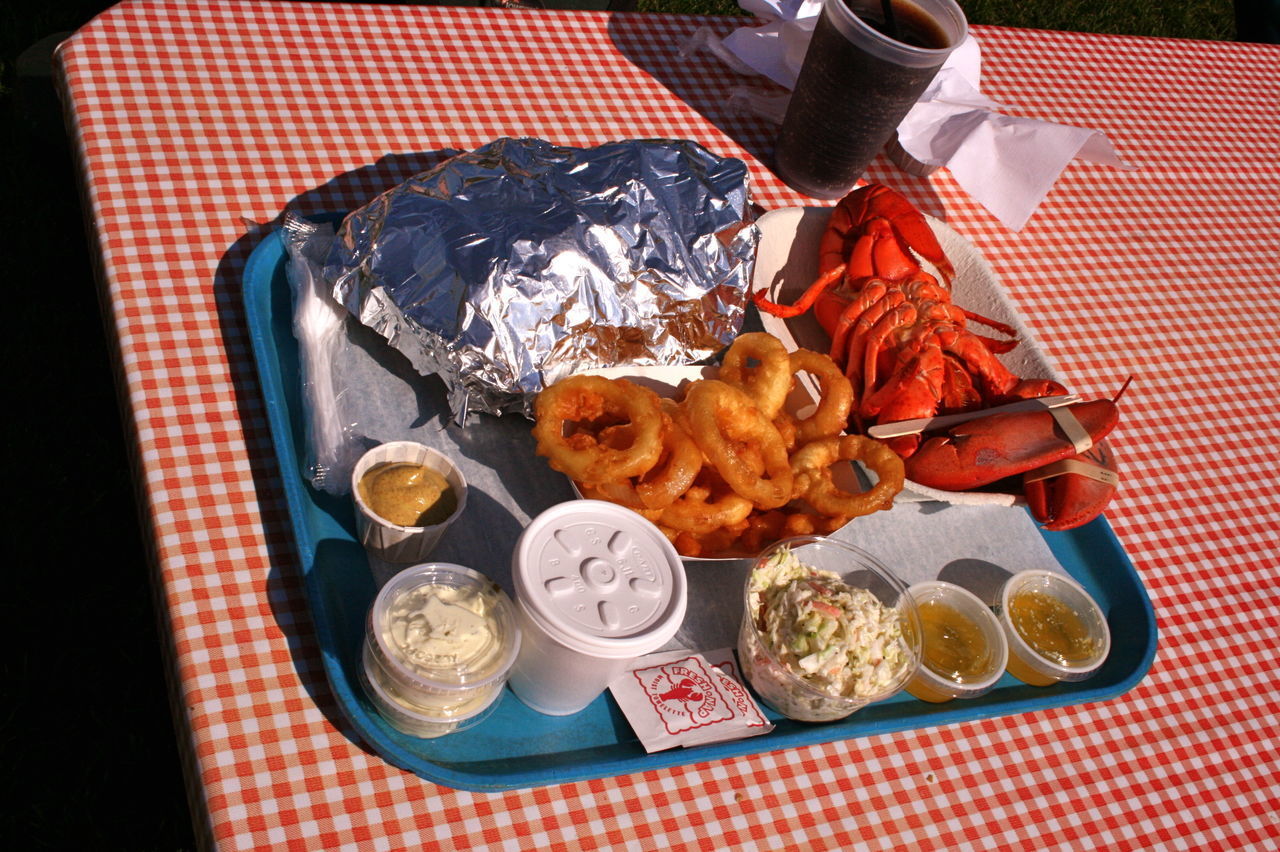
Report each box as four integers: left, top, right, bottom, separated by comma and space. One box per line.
513, 500, 687, 658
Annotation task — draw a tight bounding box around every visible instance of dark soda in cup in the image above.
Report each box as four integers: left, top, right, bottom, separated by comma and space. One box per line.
774, 0, 967, 199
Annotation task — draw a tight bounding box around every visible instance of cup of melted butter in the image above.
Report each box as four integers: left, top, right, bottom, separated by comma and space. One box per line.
996, 570, 1111, 686
351, 441, 467, 564
905, 581, 1007, 703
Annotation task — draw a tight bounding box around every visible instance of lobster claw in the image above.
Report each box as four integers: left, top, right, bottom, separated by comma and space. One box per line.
1024, 440, 1120, 531
903, 399, 1119, 492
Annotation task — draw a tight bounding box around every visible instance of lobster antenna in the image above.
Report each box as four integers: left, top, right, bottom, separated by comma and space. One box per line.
1112, 375, 1134, 403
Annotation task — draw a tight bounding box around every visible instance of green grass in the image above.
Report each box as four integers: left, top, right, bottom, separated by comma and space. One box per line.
950, 0, 1236, 40
636, 0, 1239, 41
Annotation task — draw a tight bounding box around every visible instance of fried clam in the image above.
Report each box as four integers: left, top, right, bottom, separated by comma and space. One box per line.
680, 379, 794, 511
668, 520, 751, 559
734, 509, 829, 555
790, 435, 905, 518
533, 375, 665, 484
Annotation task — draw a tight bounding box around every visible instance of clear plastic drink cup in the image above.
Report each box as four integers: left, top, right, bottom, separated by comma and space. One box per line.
774, 0, 967, 199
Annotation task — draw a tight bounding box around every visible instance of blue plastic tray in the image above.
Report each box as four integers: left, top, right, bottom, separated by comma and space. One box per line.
242, 223, 1157, 792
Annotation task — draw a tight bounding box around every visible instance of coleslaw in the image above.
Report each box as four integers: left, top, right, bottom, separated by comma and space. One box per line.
748, 546, 912, 702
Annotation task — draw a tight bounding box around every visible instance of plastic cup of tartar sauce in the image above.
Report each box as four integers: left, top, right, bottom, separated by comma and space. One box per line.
361, 562, 520, 738
507, 500, 688, 716
351, 441, 468, 564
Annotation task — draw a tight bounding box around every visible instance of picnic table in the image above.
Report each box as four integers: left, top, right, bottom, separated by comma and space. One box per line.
53, 1, 1280, 848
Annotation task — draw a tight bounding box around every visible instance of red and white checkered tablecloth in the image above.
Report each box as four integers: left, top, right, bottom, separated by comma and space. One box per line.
54, 1, 1280, 849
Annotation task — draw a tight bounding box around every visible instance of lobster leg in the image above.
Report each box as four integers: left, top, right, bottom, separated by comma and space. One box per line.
855, 301, 916, 405
826, 281, 887, 366
959, 308, 1019, 340
968, 330, 1020, 355
838, 290, 907, 386
867, 344, 948, 457
939, 330, 1025, 397
753, 263, 847, 318
1002, 378, 1070, 402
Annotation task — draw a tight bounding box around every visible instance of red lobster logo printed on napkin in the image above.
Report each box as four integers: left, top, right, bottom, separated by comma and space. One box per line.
633, 656, 734, 735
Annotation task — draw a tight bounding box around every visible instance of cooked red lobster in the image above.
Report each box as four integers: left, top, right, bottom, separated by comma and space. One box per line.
753, 184, 1123, 530
754, 184, 1065, 455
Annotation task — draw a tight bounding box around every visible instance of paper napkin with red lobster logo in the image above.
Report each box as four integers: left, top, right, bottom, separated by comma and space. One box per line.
609, 649, 772, 753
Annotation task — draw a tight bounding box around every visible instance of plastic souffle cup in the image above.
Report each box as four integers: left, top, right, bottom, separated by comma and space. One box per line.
996, 569, 1111, 687
508, 500, 688, 716
904, 580, 1007, 703
739, 536, 921, 723
351, 441, 468, 564
361, 562, 520, 738
359, 642, 502, 739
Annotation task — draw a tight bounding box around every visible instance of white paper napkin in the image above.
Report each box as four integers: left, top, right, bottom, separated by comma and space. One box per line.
696, 1, 1136, 230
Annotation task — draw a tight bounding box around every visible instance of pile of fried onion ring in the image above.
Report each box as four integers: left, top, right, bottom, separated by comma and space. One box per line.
532, 332, 905, 558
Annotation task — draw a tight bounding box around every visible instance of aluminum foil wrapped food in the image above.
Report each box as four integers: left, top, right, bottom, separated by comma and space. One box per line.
324, 137, 759, 420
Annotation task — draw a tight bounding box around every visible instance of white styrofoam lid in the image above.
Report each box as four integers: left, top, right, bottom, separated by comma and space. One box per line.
513, 500, 687, 656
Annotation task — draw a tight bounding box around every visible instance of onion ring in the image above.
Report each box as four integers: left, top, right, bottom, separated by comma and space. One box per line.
788, 349, 855, 444
790, 435, 904, 518
681, 380, 794, 510
582, 408, 703, 510
719, 332, 793, 419
533, 375, 664, 483
658, 475, 754, 535
635, 402, 703, 509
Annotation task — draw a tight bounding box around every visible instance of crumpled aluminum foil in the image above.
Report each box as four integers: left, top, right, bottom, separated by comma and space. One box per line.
323, 137, 758, 420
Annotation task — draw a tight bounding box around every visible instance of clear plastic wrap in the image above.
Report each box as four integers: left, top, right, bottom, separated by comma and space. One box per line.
281, 214, 366, 495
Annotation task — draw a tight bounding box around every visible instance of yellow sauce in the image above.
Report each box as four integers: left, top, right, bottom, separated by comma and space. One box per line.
1007, 587, 1098, 667
1004, 652, 1059, 687
917, 600, 993, 683
359, 462, 456, 527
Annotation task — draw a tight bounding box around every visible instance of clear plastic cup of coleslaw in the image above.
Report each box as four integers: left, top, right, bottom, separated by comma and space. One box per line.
738, 536, 921, 722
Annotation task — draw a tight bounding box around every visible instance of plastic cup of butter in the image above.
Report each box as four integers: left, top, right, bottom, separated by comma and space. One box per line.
507, 500, 688, 716
360, 562, 520, 738
995, 569, 1110, 686
351, 441, 467, 564
904, 580, 1007, 703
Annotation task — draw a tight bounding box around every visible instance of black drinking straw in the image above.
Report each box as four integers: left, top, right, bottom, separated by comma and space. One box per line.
880, 0, 901, 40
